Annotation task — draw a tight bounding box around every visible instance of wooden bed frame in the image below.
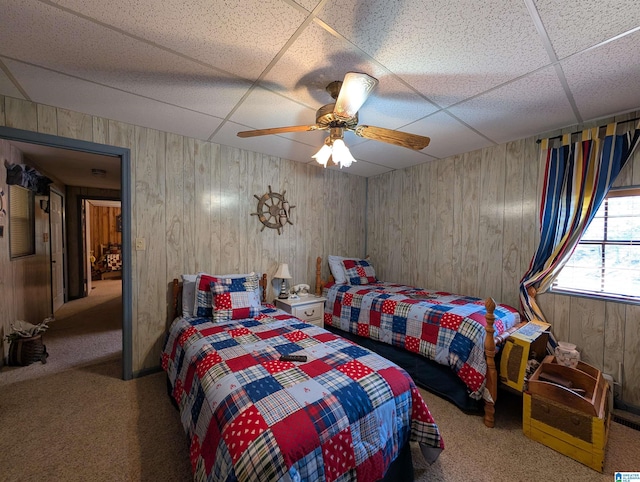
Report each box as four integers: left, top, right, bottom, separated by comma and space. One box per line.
170, 273, 268, 320
314, 256, 528, 428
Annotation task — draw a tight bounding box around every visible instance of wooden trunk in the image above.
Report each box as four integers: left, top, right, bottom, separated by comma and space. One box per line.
523, 355, 610, 472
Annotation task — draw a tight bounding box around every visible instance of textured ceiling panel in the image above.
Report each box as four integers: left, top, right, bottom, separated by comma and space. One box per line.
317, 0, 550, 107
561, 30, 640, 121
5, 59, 223, 140
449, 65, 577, 144
0, 0, 639, 178
48, 0, 309, 78
534, 0, 640, 58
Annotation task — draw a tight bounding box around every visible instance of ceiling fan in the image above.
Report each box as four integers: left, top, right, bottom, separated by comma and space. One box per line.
237, 72, 431, 168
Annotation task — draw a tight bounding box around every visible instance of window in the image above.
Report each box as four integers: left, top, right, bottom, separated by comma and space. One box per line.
552, 187, 640, 302
9, 184, 35, 258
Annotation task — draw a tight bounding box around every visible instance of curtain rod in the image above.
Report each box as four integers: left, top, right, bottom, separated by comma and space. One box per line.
536, 116, 640, 144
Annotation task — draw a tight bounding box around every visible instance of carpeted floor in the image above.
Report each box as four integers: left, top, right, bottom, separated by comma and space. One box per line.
1, 281, 639, 481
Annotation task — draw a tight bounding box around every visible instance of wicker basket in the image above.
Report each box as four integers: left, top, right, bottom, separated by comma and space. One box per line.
8, 335, 48, 366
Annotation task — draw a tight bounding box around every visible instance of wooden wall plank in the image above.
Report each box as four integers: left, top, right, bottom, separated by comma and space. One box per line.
57, 108, 92, 141
5, 97, 37, 131
459, 150, 481, 296
182, 138, 196, 275
134, 126, 167, 369
165, 132, 184, 292
0, 95, 5, 126
37, 104, 57, 135
623, 304, 640, 404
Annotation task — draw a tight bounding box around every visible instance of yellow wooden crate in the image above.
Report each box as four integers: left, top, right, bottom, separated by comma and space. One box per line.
523, 356, 610, 472
499, 319, 550, 391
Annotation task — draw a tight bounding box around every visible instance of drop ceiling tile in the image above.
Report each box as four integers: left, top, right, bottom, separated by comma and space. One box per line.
48, 0, 308, 79
4, 60, 222, 141
262, 20, 438, 126
212, 120, 323, 164
0, 62, 25, 99
407, 112, 495, 159
0, 0, 252, 119
534, 0, 640, 58
317, 0, 550, 107
320, 158, 393, 177
561, 31, 640, 122
348, 138, 435, 170
229, 86, 328, 146
448, 65, 577, 144
292, 0, 320, 12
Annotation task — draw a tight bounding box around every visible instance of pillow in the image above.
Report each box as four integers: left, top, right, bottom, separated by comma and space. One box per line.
342, 258, 377, 285
193, 272, 260, 318
328, 255, 351, 284
181, 274, 198, 317
210, 274, 261, 322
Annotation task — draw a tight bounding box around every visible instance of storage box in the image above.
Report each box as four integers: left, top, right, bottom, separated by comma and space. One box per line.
523, 355, 611, 472
499, 319, 550, 391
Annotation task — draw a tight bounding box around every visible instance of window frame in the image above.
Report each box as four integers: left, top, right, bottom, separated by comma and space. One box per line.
550, 186, 640, 304
9, 184, 36, 259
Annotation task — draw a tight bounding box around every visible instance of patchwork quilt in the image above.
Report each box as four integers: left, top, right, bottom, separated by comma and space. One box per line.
162, 305, 443, 482
323, 282, 521, 399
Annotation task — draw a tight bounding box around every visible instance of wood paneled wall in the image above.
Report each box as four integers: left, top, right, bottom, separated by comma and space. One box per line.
0, 138, 52, 363
0, 95, 367, 373
89, 205, 122, 259
367, 111, 640, 406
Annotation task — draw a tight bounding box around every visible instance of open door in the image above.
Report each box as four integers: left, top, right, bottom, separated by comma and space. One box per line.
83, 199, 92, 296
50, 190, 65, 311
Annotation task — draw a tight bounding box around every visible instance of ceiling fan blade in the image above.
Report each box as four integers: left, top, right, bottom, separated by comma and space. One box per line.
237, 125, 320, 138
333, 72, 378, 120
354, 125, 430, 150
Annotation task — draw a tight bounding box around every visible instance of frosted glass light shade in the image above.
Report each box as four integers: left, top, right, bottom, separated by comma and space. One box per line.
332, 139, 357, 168
312, 144, 332, 167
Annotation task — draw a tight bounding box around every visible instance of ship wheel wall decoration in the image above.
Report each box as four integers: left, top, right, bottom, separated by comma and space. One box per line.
251, 185, 295, 235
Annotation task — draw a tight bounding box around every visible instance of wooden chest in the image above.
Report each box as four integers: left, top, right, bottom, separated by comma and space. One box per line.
523, 355, 611, 472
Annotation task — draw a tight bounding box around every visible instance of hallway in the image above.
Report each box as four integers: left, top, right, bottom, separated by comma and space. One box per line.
0, 279, 122, 386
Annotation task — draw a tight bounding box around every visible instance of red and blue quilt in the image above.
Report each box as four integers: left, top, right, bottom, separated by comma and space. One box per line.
162, 305, 443, 482
323, 282, 521, 400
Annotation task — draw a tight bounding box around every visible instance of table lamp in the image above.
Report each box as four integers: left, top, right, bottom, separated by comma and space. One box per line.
274, 263, 292, 299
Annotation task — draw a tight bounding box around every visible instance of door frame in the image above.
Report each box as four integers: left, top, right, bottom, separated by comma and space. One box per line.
0, 125, 133, 381
49, 187, 66, 312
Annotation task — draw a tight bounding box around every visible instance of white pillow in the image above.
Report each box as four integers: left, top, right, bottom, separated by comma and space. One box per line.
328, 256, 352, 284
181, 274, 198, 317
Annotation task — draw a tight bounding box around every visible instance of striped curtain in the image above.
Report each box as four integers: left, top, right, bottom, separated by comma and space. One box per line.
519, 122, 640, 323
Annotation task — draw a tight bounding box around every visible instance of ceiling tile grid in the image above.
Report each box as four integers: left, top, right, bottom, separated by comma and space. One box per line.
0, 0, 639, 178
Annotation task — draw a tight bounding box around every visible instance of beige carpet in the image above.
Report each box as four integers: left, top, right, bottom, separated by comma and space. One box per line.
1, 283, 639, 481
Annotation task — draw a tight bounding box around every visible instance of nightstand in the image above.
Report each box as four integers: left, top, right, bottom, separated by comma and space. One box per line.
275, 296, 327, 327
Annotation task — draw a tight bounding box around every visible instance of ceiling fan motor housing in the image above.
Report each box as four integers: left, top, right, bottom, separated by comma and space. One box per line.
316, 103, 358, 129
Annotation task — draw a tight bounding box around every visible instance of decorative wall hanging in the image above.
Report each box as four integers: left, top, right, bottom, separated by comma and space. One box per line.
251, 185, 295, 235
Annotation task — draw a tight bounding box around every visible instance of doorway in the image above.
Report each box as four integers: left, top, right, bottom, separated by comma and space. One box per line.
0, 126, 132, 380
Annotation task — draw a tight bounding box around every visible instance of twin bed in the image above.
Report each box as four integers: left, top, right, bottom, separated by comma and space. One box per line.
314, 256, 524, 428
163, 271, 443, 481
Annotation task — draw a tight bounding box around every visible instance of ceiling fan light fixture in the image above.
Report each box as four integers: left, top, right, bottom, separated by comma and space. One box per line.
312, 142, 332, 167
331, 139, 357, 169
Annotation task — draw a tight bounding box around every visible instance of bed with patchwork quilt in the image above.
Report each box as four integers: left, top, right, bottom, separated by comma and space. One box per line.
315, 256, 524, 428
163, 273, 443, 481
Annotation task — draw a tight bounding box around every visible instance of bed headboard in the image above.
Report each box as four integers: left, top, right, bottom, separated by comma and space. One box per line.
171, 273, 269, 320
315, 256, 335, 296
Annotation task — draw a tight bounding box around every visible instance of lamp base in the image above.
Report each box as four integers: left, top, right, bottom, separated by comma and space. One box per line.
277, 294, 289, 299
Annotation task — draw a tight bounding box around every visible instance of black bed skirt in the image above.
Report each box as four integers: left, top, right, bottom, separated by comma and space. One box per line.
323, 325, 483, 413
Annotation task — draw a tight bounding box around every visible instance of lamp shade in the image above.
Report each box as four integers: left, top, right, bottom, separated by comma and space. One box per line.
274, 263, 292, 279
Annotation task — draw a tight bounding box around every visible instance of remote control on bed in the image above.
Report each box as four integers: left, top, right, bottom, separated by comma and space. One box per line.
279, 354, 307, 362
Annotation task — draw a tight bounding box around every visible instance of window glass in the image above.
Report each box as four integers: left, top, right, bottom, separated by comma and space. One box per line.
553, 189, 640, 301
9, 185, 35, 258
